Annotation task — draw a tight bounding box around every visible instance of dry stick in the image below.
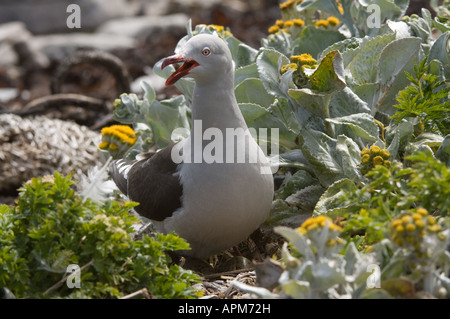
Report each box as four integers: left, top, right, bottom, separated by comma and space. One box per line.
203, 267, 255, 280
51, 50, 131, 95
120, 288, 152, 299
43, 259, 94, 296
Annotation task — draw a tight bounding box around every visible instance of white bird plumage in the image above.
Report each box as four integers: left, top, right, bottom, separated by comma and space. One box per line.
110, 34, 274, 258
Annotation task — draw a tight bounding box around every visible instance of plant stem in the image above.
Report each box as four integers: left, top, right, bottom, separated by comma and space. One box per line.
323, 95, 334, 138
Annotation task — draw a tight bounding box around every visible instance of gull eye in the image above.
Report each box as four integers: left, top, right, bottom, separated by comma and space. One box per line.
201, 47, 211, 56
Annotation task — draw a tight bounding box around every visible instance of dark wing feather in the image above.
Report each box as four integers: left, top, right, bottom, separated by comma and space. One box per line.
109, 143, 183, 221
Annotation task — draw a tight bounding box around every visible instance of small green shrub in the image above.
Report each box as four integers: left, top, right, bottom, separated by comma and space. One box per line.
0, 172, 201, 299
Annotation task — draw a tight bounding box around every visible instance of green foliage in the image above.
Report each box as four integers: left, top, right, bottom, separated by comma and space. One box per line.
0, 172, 201, 299
314, 150, 450, 252
391, 58, 450, 136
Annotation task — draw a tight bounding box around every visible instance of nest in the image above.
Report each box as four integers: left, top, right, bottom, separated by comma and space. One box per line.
0, 113, 100, 192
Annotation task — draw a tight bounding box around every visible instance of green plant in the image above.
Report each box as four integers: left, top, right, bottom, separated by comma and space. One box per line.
0, 172, 201, 299
391, 59, 450, 137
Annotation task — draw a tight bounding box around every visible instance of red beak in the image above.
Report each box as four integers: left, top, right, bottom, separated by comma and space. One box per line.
162, 54, 199, 86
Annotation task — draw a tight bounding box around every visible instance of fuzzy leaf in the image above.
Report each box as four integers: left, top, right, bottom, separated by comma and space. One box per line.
257, 49, 290, 98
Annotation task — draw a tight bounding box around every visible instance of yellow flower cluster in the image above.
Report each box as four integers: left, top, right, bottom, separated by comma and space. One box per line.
281, 53, 318, 75
268, 18, 305, 34
314, 16, 341, 28
360, 145, 391, 174
280, 63, 299, 74
297, 216, 344, 247
279, 0, 303, 11
208, 24, 233, 37
297, 216, 342, 234
389, 208, 446, 250
99, 125, 137, 151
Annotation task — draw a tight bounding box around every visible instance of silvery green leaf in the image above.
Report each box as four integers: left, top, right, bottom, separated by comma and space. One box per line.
280, 279, 311, 299
292, 27, 346, 59
308, 50, 346, 94
335, 135, 363, 181
289, 88, 330, 118
276, 170, 317, 200
145, 95, 190, 148
313, 178, 358, 216
343, 34, 396, 87
257, 49, 290, 98
238, 102, 297, 151
113, 93, 141, 124
428, 32, 450, 80
385, 120, 414, 159
327, 113, 378, 142
141, 80, 155, 104
235, 78, 275, 108
236, 43, 259, 67
302, 260, 346, 291
436, 135, 450, 166
386, 20, 411, 39
375, 37, 422, 114
297, 128, 344, 187
329, 87, 371, 117
234, 63, 259, 87
275, 226, 315, 261
231, 281, 279, 299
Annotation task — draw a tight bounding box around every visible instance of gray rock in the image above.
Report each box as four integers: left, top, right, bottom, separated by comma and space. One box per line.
0, 0, 140, 34
96, 13, 188, 39
29, 33, 136, 61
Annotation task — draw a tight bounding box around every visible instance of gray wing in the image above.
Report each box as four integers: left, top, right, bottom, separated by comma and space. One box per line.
109, 143, 183, 221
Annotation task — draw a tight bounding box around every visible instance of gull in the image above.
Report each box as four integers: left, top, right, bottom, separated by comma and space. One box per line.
109, 34, 274, 258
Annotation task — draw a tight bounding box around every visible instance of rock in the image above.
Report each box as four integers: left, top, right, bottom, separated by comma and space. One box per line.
96, 13, 188, 39
0, 22, 33, 66
29, 33, 136, 61
0, 0, 140, 34
0, 113, 100, 192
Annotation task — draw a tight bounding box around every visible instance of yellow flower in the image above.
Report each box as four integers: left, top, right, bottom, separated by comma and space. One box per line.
284, 20, 294, 27
381, 149, 391, 159
98, 141, 109, 150
361, 154, 371, 164
327, 16, 340, 26
401, 215, 412, 224
383, 160, 392, 169
417, 208, 428, 216
360, 147, 370, 156
281, 63, 299, 74
396, 225, 405, 233
280, 0, 295, 10
326, 239, 336, 247
101, 125, 137, 145
370, 145, 381, 155
109, 143, 118, 151
209, 24, 224, 32
427, 224, 442, 233
406, 223, 416, 232
293, 19, 305, 27
415, 219, 425, 229
315, 20, 329, 28
276, 19, 285, 27
290, 53, 317, 66
373, 156, 384, 166
268, 25, 280, 34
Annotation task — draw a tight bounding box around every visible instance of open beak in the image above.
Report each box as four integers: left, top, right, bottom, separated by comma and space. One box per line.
162, 54, 199, 86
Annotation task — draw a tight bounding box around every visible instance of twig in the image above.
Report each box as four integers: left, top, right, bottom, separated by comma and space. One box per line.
203, 267, 255, 280
43, 259, 94, 296
51, 50, 131, 95
120, 288, 152, 299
